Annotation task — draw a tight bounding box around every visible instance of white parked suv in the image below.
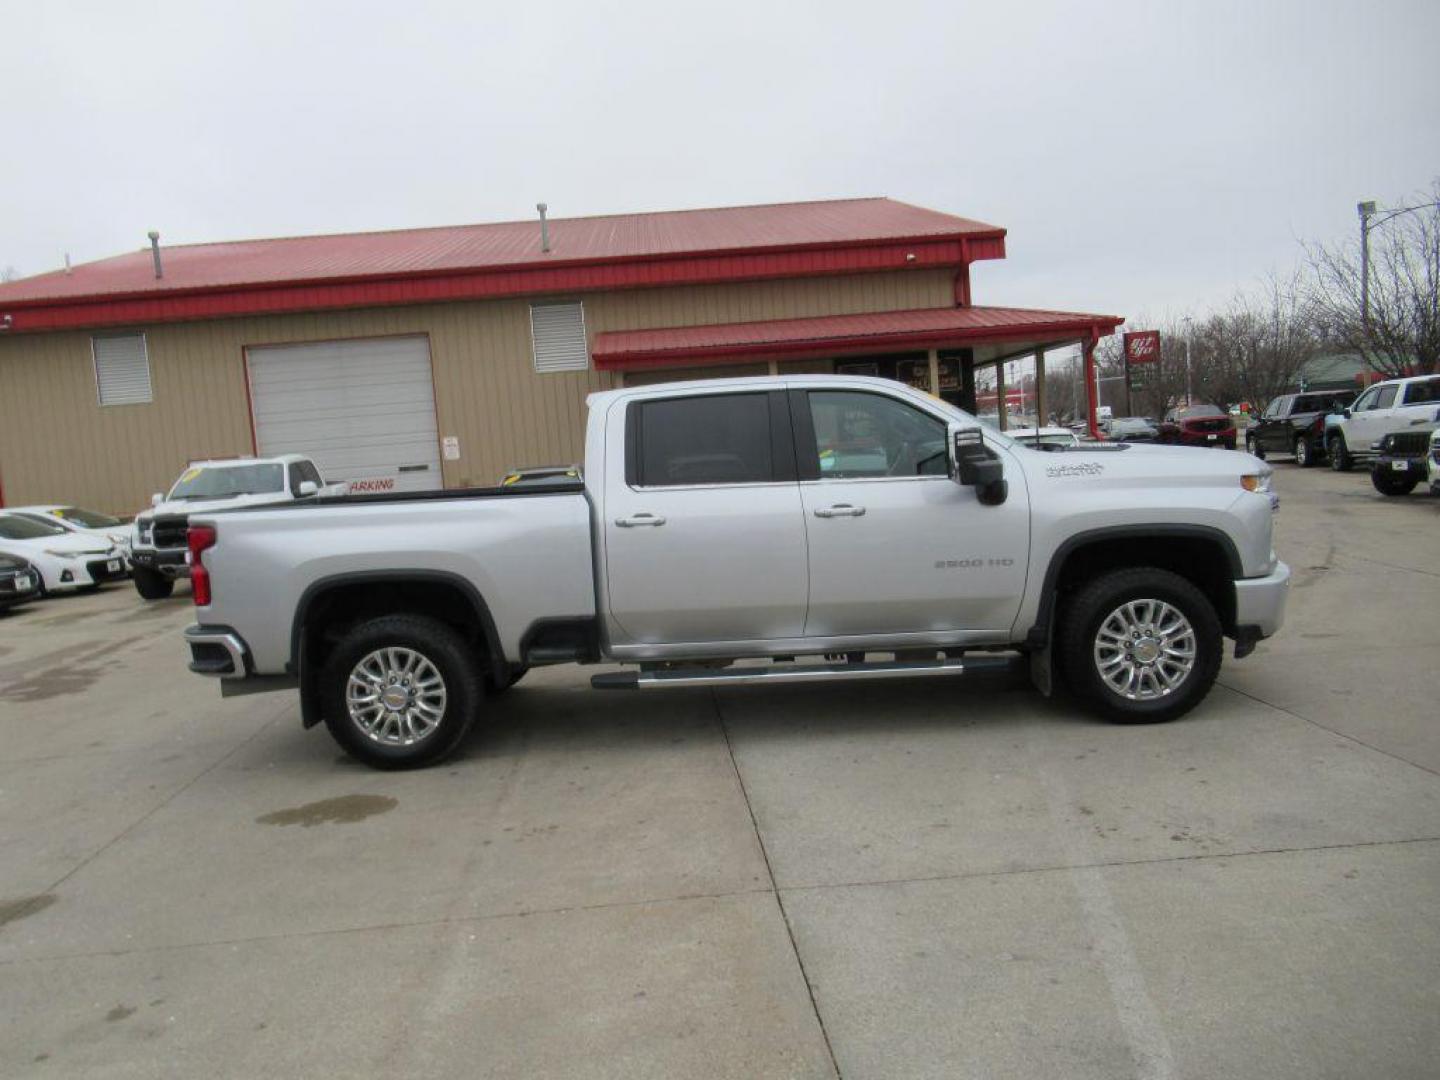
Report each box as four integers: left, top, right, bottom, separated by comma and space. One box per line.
1326, 374, 1440, 471
130, 455, 339, 600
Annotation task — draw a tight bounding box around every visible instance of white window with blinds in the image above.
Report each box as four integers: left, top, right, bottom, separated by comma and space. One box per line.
92, 333, 153, 406
530, 302, 589, 373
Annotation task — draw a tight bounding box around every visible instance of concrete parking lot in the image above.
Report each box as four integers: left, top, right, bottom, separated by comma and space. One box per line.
2, 465, 1438, 1079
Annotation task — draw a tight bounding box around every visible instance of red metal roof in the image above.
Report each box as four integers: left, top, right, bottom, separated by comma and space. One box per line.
592, 305, 1124, 369
0, 197, 1003, 311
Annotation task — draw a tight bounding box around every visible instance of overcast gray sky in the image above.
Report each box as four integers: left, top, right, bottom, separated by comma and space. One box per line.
5, 0, 1437, 322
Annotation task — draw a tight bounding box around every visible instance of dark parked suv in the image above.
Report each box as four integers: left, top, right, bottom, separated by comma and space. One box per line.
1246, 390, 1357, 467
1159, 404, 1236, 449
0, 554, 41, 611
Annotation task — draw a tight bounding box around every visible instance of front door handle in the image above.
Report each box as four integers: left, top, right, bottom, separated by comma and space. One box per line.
615, 512, 667, 527
813, 504, 866, 518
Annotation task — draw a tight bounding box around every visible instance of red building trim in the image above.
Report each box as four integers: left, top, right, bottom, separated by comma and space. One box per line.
0, 234, 1007, 334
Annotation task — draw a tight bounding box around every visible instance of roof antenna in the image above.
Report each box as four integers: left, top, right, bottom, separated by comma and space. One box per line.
148, 230, 163, 279
537, 203, 550, 253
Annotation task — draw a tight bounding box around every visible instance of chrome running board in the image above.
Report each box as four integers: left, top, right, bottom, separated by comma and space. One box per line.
591, 656, 1016, 690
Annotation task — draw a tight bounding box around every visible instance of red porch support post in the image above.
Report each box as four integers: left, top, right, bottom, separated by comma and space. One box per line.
1083, 331, 1102, 440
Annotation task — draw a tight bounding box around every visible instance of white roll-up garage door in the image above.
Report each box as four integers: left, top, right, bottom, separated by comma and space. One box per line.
245, 336, 443, 493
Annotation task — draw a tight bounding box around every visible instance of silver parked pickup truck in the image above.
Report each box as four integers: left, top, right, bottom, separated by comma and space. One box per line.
184, 375, 1290, 769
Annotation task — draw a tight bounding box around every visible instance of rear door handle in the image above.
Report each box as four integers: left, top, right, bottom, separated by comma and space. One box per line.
615, 513, 666, 527
813, 504, 866, 518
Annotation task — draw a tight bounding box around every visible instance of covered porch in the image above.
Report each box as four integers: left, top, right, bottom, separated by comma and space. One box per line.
593, 305, 1125, 436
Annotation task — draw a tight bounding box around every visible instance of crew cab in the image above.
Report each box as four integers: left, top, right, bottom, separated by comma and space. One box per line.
1326, 375, 1440, 472
130, 455, 337, 600
1246, 390, 1357, 467
183, 376, 1291, 769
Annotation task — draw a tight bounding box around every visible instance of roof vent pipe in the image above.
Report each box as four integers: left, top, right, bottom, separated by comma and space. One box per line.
64, 252, 72, 275
537, 203, 550, 253
148, 230, 163, 279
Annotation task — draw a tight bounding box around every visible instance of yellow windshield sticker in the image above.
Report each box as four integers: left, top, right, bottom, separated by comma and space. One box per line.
179, 468, 202, 484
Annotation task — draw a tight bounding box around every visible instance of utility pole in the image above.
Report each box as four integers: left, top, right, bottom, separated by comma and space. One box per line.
1182, 315, 1194, 405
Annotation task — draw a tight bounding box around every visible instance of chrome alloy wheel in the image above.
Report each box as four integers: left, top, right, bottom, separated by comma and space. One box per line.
346, 647, 448, 746
1092, 599, 1197, 701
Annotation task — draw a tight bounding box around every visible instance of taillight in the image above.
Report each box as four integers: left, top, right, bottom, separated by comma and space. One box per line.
187, 525, 217, 606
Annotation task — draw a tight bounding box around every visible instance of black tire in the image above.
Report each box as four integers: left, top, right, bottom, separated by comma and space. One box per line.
1246, 434, 1265, 460
486, 665, 529, 696
1371, 468, 1418, 497
133, 566, 174, 600
1328, 434, 1353, 472
1058, 567, 1223, 725
1294, 435, 1316, 468
321, 614, 481, 769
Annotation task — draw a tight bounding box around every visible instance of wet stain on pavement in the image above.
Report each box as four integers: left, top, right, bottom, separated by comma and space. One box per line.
0, 893, 57, 929
105, 1005, 137, 1022
0, 636, 145, 703
256, 794, 398, 827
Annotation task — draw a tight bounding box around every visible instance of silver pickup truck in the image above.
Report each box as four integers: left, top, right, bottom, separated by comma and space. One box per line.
184, 375, 1290, 769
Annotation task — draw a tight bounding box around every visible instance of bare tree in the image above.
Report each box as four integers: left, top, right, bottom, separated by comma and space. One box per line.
1187, 273, 1317, 409
1305, 179, 1440, 376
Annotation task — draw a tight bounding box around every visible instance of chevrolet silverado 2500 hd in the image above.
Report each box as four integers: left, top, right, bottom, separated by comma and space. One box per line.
184, 376, 1290, 769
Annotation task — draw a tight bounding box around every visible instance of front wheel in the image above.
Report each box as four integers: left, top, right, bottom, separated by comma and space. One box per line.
1371, 468, 1418, 497
1328, 434, 1353, 472
1246, 434, 1266, 460
321, 615, 482, 769
132, 566, 174, 600
1059, 568, 1223, 724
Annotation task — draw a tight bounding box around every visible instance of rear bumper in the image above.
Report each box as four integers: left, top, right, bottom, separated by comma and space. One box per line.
1233, 561, 1291, 640
132, 547, 190, 578
185, 623, 250, 678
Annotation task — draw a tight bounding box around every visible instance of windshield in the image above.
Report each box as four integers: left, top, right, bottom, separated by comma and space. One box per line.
0, 514, 68, 540
54, 507, 121, 528
167, 464, 285, 501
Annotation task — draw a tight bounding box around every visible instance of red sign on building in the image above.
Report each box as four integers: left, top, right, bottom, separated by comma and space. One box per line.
1123, 330, 1160, 391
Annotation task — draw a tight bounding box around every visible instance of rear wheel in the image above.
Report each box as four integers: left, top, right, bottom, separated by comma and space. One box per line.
1328, 433, 1353, 472
321, 615, 481, 769
1294, 435, 1316, 468
1059, 568, 1222, 724
1371, 468, 1418, 497
132, 566, 174, 600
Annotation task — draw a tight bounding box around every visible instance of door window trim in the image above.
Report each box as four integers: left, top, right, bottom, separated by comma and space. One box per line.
623, 389, 797, 491
787, 387, 952, 483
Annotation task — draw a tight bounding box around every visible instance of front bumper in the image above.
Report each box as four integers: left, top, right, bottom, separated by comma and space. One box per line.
131, 547, 191, 578
0, 569, 41, 606
1234, 561, 1291, 640
1373, 454, 1429, 481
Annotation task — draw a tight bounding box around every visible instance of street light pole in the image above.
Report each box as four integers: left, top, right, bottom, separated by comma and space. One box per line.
1182, 315, 1194, 405
1358, 201, 1375, 382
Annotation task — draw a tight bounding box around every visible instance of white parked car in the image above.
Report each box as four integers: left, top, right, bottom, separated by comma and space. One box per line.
1325, 374, 1440, 471
130, 455, 341, 599
7, 505, 131, 556
0, 512, 128, 594
1429, 428, 1440, 496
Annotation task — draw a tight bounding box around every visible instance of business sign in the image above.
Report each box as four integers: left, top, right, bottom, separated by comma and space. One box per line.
1124, 330, 1161, 392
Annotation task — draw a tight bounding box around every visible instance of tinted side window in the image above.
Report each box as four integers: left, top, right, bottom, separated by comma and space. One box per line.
1403, 379, 1440, 405
638, 394, 773, 486
299, 461, 323, 486
287, 464, 303, 496
1352, 388, 1378, 412
1373, 385, 1398, 409
806, 391, 948, 478
1263, 398, 1285, 419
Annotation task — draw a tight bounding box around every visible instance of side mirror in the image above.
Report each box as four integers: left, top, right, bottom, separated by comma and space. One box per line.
949, 425, 1009, 506
297, 480, 319, 497
150, 492, 164, 507
1342, 408, 1352, 419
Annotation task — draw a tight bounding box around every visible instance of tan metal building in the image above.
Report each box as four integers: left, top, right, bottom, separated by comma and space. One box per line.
0, 199, 1121, 513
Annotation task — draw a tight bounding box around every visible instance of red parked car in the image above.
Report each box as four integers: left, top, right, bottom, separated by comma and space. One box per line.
1158, 404, 1236, 449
